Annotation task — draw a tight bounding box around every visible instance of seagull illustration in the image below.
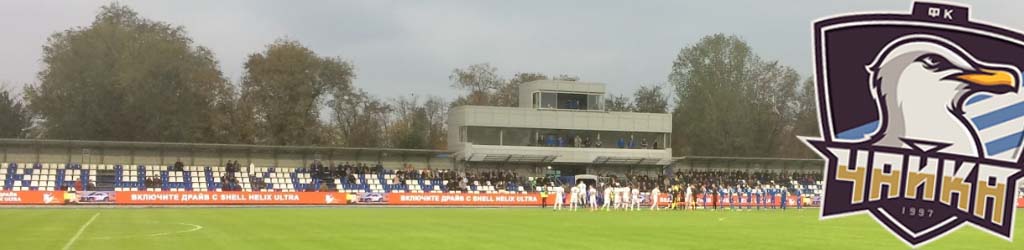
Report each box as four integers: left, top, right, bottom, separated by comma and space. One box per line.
867, 35, 1021, 157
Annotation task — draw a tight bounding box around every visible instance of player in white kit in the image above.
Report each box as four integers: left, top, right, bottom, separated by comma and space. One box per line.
554, 185, 564, 211
602, 184, 613, 211
685, 184, 694, 211
626, 186, 634, 210
614, 185, 624, 210
620, 187, 630, 210
569, 185, 580, 211
650, 186, 661, 210
588, 185, 598, 211
581, 181, 589, 206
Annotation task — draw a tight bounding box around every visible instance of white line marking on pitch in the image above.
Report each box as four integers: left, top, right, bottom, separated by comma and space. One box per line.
85, 222, 204, 240
147, 223, 203, 237
62, 212, 100, 250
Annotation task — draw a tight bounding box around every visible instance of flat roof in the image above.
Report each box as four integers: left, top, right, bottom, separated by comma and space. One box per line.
0, 138, 450, 157
520, 80, 606, 95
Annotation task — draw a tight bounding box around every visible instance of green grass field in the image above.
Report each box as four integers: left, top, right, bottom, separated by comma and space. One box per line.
0, 207, 1019, 250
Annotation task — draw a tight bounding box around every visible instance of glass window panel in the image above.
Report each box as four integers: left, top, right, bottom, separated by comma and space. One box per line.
541, 93, 558, 109
556, 93, 587, 110
502, 128, 535, 146
466, 127, 502, 146
588, 95, 602, 110
463, 127, 670, 149
533, 92, 540, 109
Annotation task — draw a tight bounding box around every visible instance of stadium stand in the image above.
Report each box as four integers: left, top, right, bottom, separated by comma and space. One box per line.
3, 162, 824, 198
3, 163, 87, 191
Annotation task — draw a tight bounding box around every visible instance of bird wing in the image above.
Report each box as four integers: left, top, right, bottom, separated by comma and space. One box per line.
963, 93, 1024, 162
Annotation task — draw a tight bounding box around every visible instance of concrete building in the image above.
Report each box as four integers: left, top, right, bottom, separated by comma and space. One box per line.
447, 80, 672, 176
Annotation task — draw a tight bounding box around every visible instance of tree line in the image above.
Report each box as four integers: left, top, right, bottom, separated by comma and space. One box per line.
0, 3, 817, 158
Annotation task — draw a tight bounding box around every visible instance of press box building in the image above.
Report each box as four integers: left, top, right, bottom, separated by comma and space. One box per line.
447, 80, 672, 175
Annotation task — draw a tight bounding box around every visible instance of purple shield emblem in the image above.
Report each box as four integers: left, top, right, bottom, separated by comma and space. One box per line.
806, 1, 1024, 247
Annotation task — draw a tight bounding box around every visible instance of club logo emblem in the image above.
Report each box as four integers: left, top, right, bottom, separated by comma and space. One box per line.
805, 2, 1024, 247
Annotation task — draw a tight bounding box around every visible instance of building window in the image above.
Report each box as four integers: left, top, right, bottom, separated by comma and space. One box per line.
464, 126, 670, 150
533, 92, 541, 108
588, 95, 603, 111
540, 92, 558, 109
556, 93, 588, 110
466, 127, 502, 145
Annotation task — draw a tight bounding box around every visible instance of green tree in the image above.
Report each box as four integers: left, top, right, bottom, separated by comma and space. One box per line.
450, 63, 504, 106
793, 77, 819, 137
24, 3, 232, 142
210, 85, 259, 144
450, 63, 579, 107
632, 85, 670, 113
241, 39, 355, 145
493, 72, 548, 107
421, 96, 449, 149
0, 89, 30, 138
780, 77, 821, 157
668, 34, 805, 157
604, 94, 633, 112
330, 89, 390, 148
388, 96, 428, 149
384, 95, 448, 149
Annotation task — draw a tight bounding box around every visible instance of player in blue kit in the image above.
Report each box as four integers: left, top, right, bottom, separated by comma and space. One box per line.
780, 187, 788, 211
724, 185, 733, 211
754, 185, 763, 210
795, 187, 803, 210
745, 185, 753, 211
701, 185, 708, 209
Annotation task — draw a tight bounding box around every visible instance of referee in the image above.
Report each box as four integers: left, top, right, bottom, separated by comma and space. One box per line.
540, 186, 548, 209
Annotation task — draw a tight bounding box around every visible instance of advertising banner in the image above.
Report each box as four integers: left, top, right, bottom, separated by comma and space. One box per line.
77, 191, 116, 204
680, 194, 821, 208
387, 193, 544, 206
0, 191, 1019, 207
115, 191, 344, 205
354, 192, 388, 204
0, 191, 62, 205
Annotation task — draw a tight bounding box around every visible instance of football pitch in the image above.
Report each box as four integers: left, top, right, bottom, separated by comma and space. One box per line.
0, 207, 1019, 250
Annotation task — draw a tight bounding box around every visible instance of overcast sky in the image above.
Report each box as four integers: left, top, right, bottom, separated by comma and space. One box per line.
1, 0, 1021, 100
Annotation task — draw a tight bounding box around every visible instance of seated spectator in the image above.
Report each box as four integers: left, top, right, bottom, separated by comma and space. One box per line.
226, 160, 239, 173
173, 160, 184, 171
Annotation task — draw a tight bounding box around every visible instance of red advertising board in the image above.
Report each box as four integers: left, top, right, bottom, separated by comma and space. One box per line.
0, 191, 63, 205
677, 194, 818, 208
114, 191, 345, 205
387, 193, 546, 206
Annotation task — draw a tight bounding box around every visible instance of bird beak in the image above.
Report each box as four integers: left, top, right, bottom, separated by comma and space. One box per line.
956, 68, 1019, 91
